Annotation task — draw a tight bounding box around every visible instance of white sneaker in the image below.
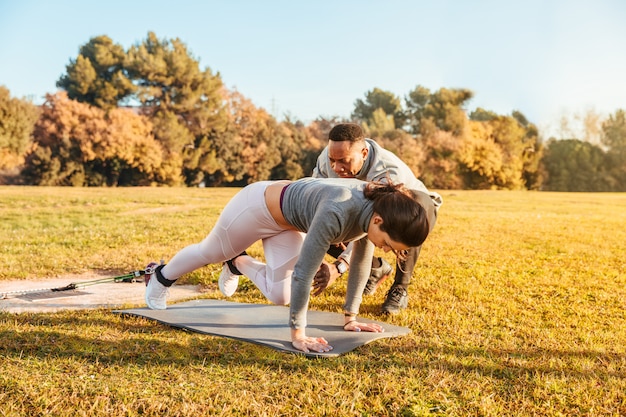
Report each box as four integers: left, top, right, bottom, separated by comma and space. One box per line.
218, 263, 240, 297
145, 263, 169, 310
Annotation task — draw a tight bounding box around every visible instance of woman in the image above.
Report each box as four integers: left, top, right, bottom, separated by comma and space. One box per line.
145, 177, 434, 353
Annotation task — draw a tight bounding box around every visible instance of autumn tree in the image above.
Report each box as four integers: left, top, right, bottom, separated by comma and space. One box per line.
56, 32, 228, 185
483, 112, 533, 189
57, 36, 135, 110
22, 92, 164, 186
271, 118, 326, 180
0, 86, 39, 173
418, 118, 463, 189
294, 117, 343, 176
374, 128, 426, 181
461, 109, 543, 190
457, 120, 506, 189
306, 116, 350, 143
217, 91, 284, 184
512, 110, 544, 190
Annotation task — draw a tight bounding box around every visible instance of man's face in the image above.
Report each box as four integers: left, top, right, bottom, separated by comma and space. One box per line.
327, 140, 368, 178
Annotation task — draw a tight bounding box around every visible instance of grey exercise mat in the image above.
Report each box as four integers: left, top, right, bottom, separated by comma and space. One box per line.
115, 299, 411, 357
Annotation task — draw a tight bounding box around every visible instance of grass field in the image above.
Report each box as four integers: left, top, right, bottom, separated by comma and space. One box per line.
1, 186, 625, 416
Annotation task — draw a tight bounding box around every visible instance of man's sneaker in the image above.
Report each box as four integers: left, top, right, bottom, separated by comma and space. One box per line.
382, 285, 408, 315
145, 262, 169, 310
218, 251, 247, 297
363, 257, 393, 295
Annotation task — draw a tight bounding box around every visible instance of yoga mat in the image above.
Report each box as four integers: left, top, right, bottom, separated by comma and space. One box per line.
115, 299, 411, 357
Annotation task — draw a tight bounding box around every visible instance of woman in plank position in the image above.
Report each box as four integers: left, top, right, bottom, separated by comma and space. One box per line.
144, 177, 436, 353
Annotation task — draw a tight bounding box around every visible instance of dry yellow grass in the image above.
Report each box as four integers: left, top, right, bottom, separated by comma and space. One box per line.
1, 186, 625, 416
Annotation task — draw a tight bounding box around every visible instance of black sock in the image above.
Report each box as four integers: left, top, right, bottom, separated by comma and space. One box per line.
155, 264, 176, 287
226, 251, 247, 275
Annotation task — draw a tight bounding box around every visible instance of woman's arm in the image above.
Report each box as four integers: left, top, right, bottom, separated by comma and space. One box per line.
343, 236, 375, 311
342, 237, 384, 333
289, 213, 343, 353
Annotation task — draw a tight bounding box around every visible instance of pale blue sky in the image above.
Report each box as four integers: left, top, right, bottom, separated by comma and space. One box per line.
1, 0, 625, 137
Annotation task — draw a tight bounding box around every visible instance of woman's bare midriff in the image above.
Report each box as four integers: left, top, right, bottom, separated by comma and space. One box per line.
265, 181, 298, 230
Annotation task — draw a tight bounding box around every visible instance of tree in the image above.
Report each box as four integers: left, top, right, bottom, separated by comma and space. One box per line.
375, 128, 426, 181
602, 109, 626, 151
512, 110, 544, 190
469, 107, 498, 122
0, 86, 39, 172
183, 90, 291, 186
222, 90, 282, 184
306, 116, 349, 143
458, 120, 506, 189
557, 109, 603, 145
417, 118, 463, 189
405, 86, 473, 136
541, 139, 612, 191
467, 108, 543, 190
22, 92, 164, 186
486, 114, 530, 189
124, 32, 228, 185
269, 118, 327, 180
352, 88, 405, 129
55, 32, 236, 186
601, 109, 626, 190
57, 36, 135, 110
362, 108, 396, 137
296, 117, 340, 176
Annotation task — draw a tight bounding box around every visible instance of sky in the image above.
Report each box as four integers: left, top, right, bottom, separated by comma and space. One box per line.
1, 0, 625, 138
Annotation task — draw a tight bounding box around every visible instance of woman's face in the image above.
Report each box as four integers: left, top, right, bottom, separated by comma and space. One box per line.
367, 214, 410, 255
327, 140, 368, 178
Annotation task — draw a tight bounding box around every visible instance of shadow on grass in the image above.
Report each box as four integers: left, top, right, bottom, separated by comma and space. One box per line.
2, 309, 625, 382
369, 338, 626, 380
0, 310, 234, 365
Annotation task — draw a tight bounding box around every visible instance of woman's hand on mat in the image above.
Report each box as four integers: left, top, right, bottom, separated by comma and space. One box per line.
344, 321, 385, 333
292, 329, 333, 353
311, 262, 339, 296
292, 336, 333, 353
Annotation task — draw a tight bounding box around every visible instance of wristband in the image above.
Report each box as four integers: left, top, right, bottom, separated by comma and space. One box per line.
334, 260, 348, 274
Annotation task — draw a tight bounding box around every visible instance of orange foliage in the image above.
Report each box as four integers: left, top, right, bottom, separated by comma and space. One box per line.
32, 92, 164, 184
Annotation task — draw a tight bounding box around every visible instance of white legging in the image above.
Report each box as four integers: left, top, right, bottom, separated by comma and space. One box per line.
160, 181, 305, 305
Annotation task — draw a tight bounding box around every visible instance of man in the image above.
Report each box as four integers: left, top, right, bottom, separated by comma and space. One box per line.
311, 123, 442, 314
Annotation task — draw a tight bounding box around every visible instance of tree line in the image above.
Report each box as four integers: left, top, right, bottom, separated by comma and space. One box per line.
1, 32, 625, 191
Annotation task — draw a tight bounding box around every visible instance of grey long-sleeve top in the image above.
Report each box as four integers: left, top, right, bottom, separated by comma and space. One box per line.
281, 177, 376, 329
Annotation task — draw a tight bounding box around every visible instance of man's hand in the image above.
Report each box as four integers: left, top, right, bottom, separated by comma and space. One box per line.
311, 261, 341, 296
